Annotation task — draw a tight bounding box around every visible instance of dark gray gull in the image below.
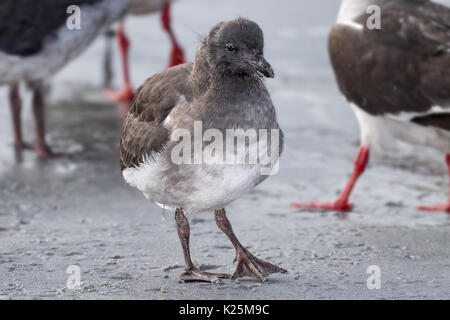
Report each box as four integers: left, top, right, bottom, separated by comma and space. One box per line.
0, 0, 142, 158
292, 0, 450, 213
120, 18, 287, 282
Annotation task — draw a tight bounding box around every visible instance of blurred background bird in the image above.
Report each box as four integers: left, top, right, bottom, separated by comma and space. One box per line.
0, 0, 184, 159
0, 0, 133, 158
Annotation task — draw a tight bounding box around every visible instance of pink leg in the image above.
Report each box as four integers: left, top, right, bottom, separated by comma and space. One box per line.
9, 83, 29, 150
291, 146, 370, 212
105, 21, 135, 104
32, 85, 54, 159
417, 154, 450, 213
161, 1, 185, 68
176, 209, 230, 282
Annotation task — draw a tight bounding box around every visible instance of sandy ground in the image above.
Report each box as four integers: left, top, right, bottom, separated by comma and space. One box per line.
0, 0, 449, 300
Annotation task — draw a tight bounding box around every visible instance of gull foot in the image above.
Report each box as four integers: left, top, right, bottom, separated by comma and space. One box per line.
14, 141, 32, 151
179, 268, 230, 283
105, 87, 135, 102
35, 143, 57, 159
232, 249, 287, 282
418, 203, 450, 213
291, 200, 353, 212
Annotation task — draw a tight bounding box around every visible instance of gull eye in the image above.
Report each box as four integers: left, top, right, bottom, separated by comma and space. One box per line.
225, 44, 236, 52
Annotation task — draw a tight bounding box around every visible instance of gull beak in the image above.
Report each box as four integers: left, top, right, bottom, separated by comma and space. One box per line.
246, 56, 274, 78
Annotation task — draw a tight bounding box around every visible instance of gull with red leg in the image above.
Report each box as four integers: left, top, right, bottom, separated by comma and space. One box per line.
292, 0, 450, 213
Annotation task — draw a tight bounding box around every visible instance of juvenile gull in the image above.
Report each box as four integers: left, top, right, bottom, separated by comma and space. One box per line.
120, 18, 287, 282
292, 0, 450, 213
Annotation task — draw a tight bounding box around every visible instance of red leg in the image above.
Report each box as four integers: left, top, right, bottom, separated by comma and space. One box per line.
105, 22, 135, 103
417, 154, 450, 213
161, 2, 185, 68
291, 146, 370, 212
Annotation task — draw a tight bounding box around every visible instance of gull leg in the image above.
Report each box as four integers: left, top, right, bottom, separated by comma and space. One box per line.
9, 83, 29, 150
32, 84, 54, 159
161, 1, 185, 67
105, 21, 135, 105
418, 153, 450, 213
176, 209, 230, 283
291, 146, 370, 212
102, 28, 115, 89
214, 208, 287, 282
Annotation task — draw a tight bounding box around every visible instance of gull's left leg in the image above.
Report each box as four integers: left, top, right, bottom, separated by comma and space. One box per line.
214, 208, 287, 282
175, 209, 230, 282
418, 153, 450, 213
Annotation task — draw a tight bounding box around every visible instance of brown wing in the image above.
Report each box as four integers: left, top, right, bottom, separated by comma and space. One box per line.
120, 63, 193, 171
358, 0, 450, 106
329, 0, 450, 117
356, 0, 450, 56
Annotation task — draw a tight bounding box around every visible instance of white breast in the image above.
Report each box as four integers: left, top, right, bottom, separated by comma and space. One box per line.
122, 145, 274, 214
